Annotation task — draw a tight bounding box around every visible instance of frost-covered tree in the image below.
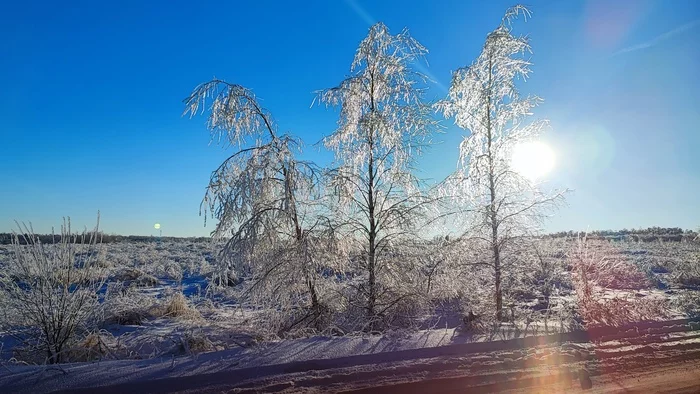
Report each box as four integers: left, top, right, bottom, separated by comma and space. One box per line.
438, 6, 565, 321
317, 23, 438, 324
184, 81, 337, 330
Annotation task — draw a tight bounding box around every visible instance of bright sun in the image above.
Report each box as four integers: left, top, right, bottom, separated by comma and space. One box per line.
510, 141, 555, 181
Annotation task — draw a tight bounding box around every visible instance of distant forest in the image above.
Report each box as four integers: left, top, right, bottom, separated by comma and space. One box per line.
0, 233, 211, 245
548, 227, 698, 243
1, 227, 697, 245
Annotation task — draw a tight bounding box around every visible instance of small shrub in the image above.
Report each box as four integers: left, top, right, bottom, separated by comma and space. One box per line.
163, 293, 201, 320
576, 294, 668, 328
570, 237, 669, 327
180, 331, 214, 355
196, 298, 216, 311
589, 258, 649, 290
0, 217, 105, 364
112, 267, 146, 282
133, 274, 159, 287
570, 240, 649, 290
673, 292, 700, 318
157, 261, 183, 282
677, 274, 700, 289
101, 284, 157, 327
460, 310, 482, 332
649, 264, 669, 274
109, 309, 145, 326
645, 270, 668, 290
67, 332, 110, 362
112, 267, 158, 287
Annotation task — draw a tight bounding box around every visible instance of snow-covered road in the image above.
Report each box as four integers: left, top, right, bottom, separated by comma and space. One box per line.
1, 318, 698, 393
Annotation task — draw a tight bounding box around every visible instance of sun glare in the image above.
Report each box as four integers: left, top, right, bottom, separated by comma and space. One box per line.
510, 141, 555, 181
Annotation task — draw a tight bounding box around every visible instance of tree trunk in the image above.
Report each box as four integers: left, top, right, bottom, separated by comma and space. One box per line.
366, 68, 378, 322
284, 159, 322, 320
489, 164, 502, 321
492, 238, 503, 321
367, 150, 377, 320
486, 52, 503, 321
307, 274, 322, 326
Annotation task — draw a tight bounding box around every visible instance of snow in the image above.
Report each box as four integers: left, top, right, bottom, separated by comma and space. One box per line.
0, 325, 543, 393
0, 328, 451, 392
3, 317, 698, 393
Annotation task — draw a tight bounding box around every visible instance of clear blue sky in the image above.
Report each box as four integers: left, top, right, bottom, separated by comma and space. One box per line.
1, 0, 699, 236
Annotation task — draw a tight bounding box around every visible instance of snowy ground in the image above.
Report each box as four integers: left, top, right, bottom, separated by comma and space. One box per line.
1, 318, 698, 393
0, 326, 560, 392
0, 238, 698, 391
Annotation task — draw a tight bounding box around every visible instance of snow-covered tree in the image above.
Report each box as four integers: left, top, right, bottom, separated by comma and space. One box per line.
438, 6, 565, 321
317, 23, 438, 325
184, 81, 338, 331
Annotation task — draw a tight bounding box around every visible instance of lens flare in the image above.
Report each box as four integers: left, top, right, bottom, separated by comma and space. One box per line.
510, 141, 555, 181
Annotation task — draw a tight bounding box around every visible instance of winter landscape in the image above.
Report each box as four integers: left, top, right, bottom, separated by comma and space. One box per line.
1, 230, 699, 392
2, 0, 700, 393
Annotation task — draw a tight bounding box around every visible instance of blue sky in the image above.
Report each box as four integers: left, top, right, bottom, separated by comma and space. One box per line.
1, 0, 698, 236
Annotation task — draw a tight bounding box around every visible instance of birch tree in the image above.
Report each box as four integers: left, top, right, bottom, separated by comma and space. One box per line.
317, 23, 438, 325
438, 6, 565, 321
184, 81, 336, 331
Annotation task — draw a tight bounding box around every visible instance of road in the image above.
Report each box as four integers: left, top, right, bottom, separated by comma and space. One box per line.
8, 318, 697, 393
220, 319, 700, 393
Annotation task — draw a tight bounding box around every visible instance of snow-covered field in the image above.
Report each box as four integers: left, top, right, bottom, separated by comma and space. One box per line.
0, 237, 698, 369
1, 317, 699, 393
0, 237, 698, 394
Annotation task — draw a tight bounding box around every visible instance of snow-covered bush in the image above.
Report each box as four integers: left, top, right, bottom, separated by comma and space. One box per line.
0, 217, 106, 364
672, 255, 700, 288
672, 291, 700, 318
163, 292, 201, 320
101, 282, 158, 326
572, 240, 649, 290
571, 237, 668, 327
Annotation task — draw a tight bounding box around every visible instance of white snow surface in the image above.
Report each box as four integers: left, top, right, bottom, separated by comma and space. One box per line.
0, 327, 482, 393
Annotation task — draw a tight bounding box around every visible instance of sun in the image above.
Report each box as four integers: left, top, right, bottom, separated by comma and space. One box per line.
510, 141, 555, 181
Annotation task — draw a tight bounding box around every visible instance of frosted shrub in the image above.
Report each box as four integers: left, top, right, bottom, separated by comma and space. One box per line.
0, 217, 106, 364
101, 283, 158, 326
571, 237, 668, 327
164, 292, 201, 320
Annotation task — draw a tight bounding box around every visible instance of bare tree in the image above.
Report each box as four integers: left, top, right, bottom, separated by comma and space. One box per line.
438, 6, 565, 321
0, 216, 105, 364
317, 23, 438, 325
184, 81, 337, 331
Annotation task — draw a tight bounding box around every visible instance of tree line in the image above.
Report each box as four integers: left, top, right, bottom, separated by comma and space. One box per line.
0, 233, 211, 245
549, 228, 698, 242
